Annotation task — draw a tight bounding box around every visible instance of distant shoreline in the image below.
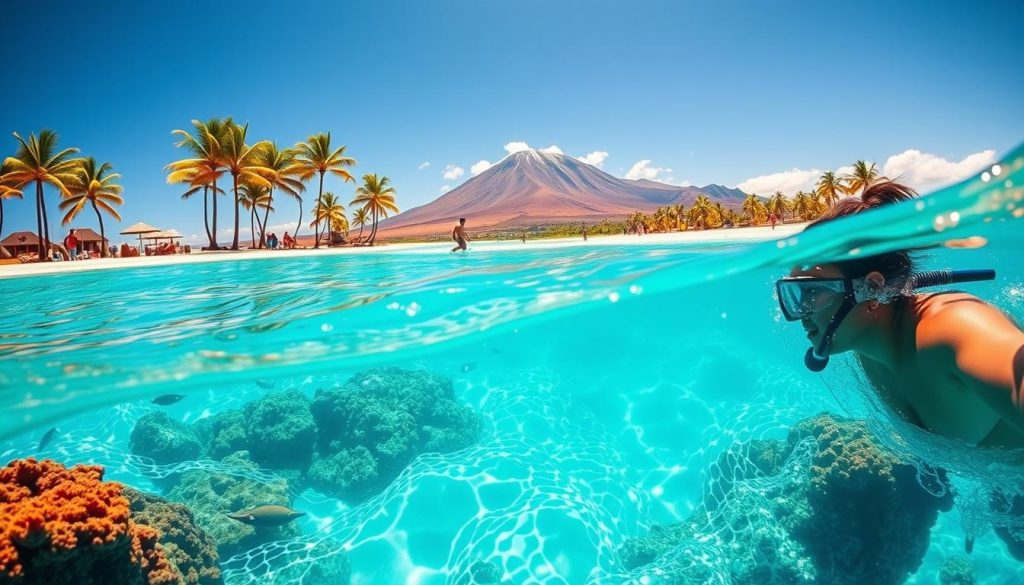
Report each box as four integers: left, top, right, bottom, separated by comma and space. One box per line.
0, 223, 805, 279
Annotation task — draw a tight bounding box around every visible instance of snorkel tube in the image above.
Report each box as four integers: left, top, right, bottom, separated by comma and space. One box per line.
804, 269, 996, 372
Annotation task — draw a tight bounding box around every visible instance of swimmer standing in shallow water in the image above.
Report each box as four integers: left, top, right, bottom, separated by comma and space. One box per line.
451, 217, 470, 252
776, 180, 1024, 557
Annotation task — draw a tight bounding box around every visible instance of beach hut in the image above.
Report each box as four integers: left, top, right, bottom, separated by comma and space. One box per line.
120, 221, 162, 252
1, 231, 51, 257
70, 227, 109, 256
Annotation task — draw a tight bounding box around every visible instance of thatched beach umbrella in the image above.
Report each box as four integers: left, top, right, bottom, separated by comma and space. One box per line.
120, 221, 162, 251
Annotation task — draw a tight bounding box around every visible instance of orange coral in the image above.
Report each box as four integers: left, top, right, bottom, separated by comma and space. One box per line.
0, 458, 179, 585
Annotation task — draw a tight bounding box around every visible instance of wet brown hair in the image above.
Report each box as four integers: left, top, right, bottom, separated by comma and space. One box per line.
806, 180, 919, 280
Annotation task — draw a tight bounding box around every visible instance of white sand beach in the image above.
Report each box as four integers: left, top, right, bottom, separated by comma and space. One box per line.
0, 223, 805, 279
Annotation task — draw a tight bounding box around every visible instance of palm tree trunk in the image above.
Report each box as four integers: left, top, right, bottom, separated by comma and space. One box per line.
295, 199, 303, 243
35, 181, 46, 261
369, 208, 378, 245
202, 185, 212, 245
40, 184, 52, 258
211, 178, 219, 249
357, 223, 364, 243
91, 200, 108, 257
250, 208, 256, 248
231, 174, 240, 250
313, 172, 324, 248
0, 199, 5, 241
259, 189, 272, 249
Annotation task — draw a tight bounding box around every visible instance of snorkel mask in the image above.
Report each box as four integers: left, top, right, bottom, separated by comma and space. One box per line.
776, 269, 996, 372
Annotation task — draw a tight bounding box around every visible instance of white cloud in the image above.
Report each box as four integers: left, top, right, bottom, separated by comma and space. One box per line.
442, 165, 464, 180
471, 160, 494, 176
539, 145, 563, 154
625, 159, 673, 181
737, 168, 823, 195
733, 148, 996, 196
440, 185, 451, 192
577, 151, 609, 168
504, 141, 531, 154
418, 161, 431, 170
882, 149, 996, 191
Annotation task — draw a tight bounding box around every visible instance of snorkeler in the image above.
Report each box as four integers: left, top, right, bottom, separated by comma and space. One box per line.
775, 181, 1024, 449
451, 217, 469, 252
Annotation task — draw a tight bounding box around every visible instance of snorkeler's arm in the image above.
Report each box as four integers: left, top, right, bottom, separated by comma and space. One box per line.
920, 301, 1024, 430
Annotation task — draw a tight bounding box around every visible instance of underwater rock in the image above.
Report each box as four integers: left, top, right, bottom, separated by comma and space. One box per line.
308, 367, 480, 501
131, 412, 203, 465
0, 458, 178, 585
620, 413, 951, 585
200, 409, 249, 461
166, 451, 299, 560
242, 391, 316, 469
125, 488, 222, 585
938, 555, 976, 585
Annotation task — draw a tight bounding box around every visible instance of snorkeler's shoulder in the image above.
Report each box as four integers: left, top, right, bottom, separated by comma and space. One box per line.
915, 292, 1024, 352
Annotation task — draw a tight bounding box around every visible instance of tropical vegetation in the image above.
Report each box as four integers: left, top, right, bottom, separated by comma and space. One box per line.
60, 157, 124, 256
351, 174, 398, 245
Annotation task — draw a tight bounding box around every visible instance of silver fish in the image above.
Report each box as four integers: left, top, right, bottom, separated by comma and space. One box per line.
38, 427, 58, 451
152, 394, 186, 406
227, 505, 305, 528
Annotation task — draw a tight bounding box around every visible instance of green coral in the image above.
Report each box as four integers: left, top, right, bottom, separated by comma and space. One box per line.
243, 391, 316, 469
620, 413, 951, 585
130, 412, 203, 465
124, 488, 223, 585
938, 556, 975, 585
308, 367, 480, 501
166, 451, 299, 560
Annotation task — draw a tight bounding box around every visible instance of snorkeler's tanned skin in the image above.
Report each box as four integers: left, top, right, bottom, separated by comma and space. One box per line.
793, 264, 1024, 448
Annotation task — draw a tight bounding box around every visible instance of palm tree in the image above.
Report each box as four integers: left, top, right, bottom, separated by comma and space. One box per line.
768, 191, 788, 224
179, 177, 225, 246
351, 174, 398, 245
0, 165, 24, 243
792, 191, 817, 220
843, 160, 884, 196
352, 207, 370, 243
60, 158, 124, 256
310, 192, 346, 245
670, 203, 685, 230
218, 122, 272, 250
294, 133, 356, 248
742, 193, 767, 225
712, 201, 727, 228
688, 195, 715, 230
2, 130, 82, 260
252, 143, 304, 248
815, 170, 843, 208
167, 118, 230, 249
239, 182, 273, 248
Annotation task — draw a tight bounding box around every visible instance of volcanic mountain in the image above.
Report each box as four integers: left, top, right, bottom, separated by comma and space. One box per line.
378, 149, 746, 237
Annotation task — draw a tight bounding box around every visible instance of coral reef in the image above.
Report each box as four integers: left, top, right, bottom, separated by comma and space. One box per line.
241, 391, 316, 469
166, 451, 298, 560
125, 488, 222, 585
0, 458, 178, 585
130, 412, 203, 465
308, 367, 480, 501
620, 413, 951, 585
938, 556, 976, 585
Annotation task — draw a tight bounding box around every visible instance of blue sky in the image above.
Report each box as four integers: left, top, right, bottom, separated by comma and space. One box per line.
3, 0, 1022, 244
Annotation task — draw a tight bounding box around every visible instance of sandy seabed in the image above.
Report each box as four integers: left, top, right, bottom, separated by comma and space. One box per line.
0, 223, 805, 279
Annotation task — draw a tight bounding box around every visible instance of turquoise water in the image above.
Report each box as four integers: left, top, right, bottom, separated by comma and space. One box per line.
2, 146, 1023, 584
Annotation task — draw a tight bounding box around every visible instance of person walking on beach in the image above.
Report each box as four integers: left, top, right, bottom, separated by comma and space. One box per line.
451, 217, 470, 252
583, 225, 588, 241
63, 229, 79, 261
769, 213, 778, 230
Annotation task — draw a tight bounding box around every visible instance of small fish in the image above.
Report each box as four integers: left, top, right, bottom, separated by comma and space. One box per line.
256, 379, 275, 389
227, 505, 305, 528
461, 362, 477, 373
152, 394, 186, 406
37, 427, 58, 451
965, 535, 975, 554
